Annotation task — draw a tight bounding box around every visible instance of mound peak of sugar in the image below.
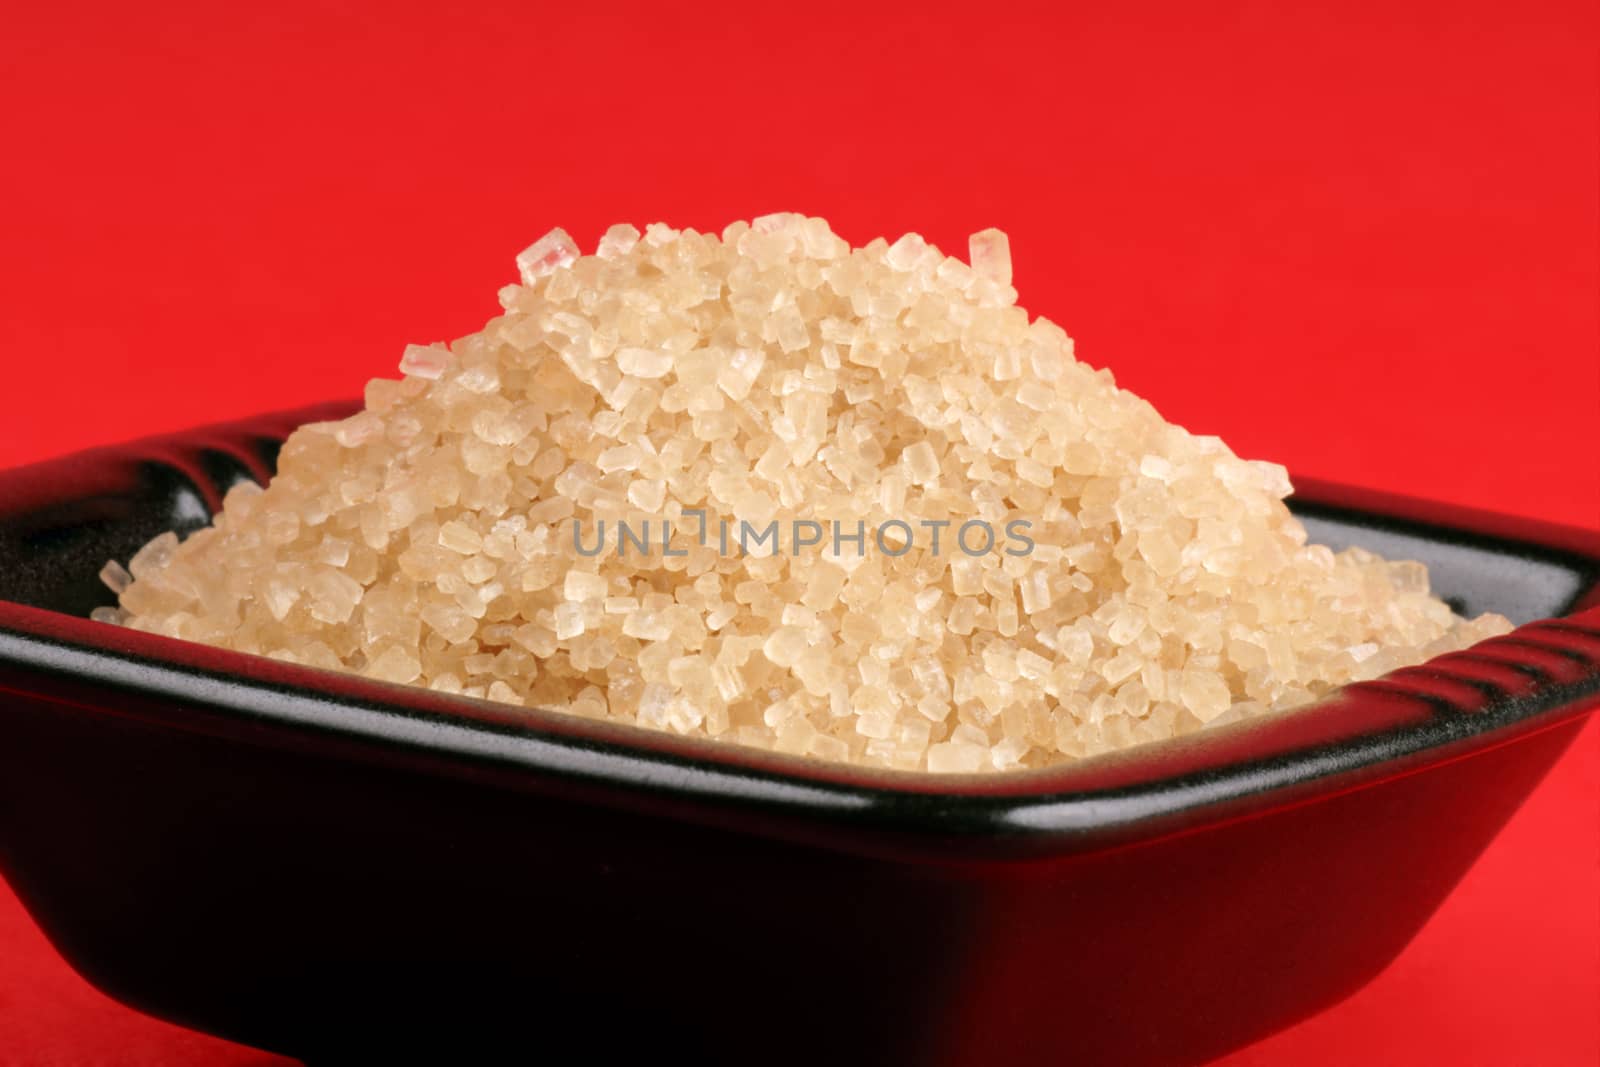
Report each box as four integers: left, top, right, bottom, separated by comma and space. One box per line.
107, 214, 1511, 772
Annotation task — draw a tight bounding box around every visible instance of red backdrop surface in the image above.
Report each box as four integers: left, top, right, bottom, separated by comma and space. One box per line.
0, 2, 1596, 1064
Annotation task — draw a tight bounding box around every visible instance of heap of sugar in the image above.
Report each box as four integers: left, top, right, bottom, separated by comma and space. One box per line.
100, 214, 1512, 772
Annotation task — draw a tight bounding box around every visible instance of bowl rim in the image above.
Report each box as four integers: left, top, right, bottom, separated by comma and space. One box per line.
0, 406, 1597, 860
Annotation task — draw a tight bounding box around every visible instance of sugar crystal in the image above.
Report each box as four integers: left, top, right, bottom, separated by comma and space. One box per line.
516, 226, 579, 284
968, 228, 1013, 286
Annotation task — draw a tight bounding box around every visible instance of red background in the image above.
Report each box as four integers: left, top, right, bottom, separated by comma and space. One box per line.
1, 1, 1596, 1063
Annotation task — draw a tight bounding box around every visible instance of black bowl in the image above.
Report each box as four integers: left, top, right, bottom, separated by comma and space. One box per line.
0, 405, 1596, 1065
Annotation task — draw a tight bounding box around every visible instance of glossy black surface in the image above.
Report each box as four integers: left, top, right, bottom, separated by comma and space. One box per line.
1293, 501, 1594, 625
0, 409, 1596, 1065
0, 411, 1594, 849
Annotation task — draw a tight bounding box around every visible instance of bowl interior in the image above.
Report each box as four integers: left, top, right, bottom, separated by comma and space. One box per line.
0, 409, 1591, 626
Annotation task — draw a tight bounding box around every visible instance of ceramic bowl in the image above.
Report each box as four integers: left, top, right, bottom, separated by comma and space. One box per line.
1, 406, 1596, 1064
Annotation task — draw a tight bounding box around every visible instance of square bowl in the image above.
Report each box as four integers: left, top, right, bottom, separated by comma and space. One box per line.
1, 404, 1596, 1065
